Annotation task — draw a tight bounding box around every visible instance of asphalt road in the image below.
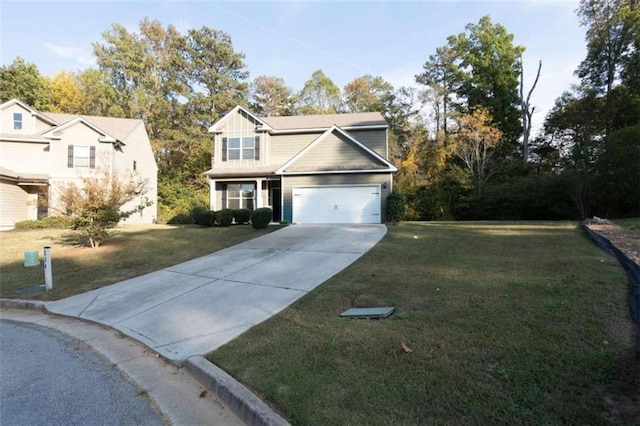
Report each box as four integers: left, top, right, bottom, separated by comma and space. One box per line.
0, 319, 165, 425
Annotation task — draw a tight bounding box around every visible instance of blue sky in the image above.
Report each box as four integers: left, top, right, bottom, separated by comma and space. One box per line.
1, 0, 585, 130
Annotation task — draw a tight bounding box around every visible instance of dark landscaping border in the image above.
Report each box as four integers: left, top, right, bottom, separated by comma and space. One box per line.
581, 222, 640, 354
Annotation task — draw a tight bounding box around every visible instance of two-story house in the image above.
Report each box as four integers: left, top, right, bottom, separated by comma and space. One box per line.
205, 106, 397, 224
0, 99, 158, 228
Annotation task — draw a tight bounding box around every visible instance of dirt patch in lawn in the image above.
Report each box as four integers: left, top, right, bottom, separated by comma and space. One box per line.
585, 219, 640, 265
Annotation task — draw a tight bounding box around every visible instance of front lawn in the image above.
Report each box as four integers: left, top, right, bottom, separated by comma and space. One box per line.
0, 224, 282, 300
209, 222, 638, 424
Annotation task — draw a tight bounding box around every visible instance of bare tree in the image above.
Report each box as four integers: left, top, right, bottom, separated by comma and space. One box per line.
451, 108, 503, 196
520, 57, 542, 162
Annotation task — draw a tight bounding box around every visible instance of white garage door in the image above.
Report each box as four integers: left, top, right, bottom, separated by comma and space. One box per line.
292, 186, 381, 224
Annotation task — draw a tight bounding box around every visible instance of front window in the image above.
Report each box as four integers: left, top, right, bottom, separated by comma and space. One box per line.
74, 146, 90, 167
228, 137, 255, 160
13, 112, 22, 130
227, 183, 255, 210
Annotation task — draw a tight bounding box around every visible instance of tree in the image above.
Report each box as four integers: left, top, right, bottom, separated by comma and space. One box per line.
92, 20, 250, 221
520, 58, 542, 161
76, 68, 123, 117
250, 75, 293, 116
58, 168, 152, 248
416, 45, 460, 140
577, 0, 639, 94
343, 75, 393, 113
445, 16, 525, 148
0, 57, 50, 110
543, 88, 603, 218
451, 108, 503, 196
48, 70, 85, 114
184, 25, 249, 124
297, 69, 341, 114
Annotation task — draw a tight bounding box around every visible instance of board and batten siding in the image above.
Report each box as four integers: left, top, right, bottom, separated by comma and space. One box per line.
287, 132, 384, 172
281, 173, 393, 223
214, 110, 267, 169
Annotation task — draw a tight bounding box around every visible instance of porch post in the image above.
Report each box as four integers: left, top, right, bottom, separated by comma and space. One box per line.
209, 179, 216, 210
255, 178, 264, 208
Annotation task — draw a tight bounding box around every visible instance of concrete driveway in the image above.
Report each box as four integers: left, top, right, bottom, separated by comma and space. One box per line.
46, 224, 386, 363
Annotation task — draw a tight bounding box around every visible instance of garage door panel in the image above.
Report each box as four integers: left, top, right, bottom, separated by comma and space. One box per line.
292, 186, 380, 224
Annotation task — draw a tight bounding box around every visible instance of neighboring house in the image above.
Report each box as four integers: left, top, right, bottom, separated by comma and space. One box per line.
0, 99, 158, 228
205, 106, 397, 224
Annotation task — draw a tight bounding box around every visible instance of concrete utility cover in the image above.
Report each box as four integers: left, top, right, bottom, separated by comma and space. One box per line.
340, 307, 395, 319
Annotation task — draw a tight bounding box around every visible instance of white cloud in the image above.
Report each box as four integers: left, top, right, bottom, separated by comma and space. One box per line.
43, 42, 96, 73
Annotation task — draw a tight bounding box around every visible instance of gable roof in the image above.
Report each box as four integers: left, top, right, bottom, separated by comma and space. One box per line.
0, 98, 58, 126
43, 113, 143, 142
208, 106, 388, 134
208, 105, 273, 133
275, 125, 397, 175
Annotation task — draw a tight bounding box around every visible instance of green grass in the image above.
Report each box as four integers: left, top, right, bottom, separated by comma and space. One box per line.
0, 224, 282, 300
209, 222, 639, 425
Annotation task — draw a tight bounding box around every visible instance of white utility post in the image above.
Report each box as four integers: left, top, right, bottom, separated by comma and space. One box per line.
43, 246, 53, 290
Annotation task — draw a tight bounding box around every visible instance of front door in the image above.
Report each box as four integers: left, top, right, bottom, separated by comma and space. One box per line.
269, 181, 282, 221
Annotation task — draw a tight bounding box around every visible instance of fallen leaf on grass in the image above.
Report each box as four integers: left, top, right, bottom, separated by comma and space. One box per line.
401, 342, 413, 353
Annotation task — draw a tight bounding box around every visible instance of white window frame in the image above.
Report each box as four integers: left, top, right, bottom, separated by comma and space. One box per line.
226, 183, 256, 210
74, 146, 91, 168
13, 112, 22, 130
228, 136, 255, 161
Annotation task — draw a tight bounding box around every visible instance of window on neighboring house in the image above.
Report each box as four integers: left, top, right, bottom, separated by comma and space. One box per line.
13, 112, 22, 130
67, 145, 96, 168
222, 136, 260, 161
226, 183, 255, 210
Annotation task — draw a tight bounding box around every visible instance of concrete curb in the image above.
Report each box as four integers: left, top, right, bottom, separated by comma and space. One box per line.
0, 298, 47, 311
1, 297, 291, 426
186, 356, 290, 426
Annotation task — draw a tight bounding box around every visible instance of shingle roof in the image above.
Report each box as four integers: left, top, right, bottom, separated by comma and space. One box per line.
260, 112, 387, 130
44, 113, 142, 141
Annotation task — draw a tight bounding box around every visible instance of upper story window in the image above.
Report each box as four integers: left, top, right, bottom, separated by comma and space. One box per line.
13, 112, 22, 130
67, 145, 96, 168
222, 136, 260, 161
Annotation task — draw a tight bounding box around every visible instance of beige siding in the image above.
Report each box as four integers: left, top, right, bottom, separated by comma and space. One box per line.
348, 129, 387, 157
281, 173, 392, 222
1, 104, 36, 134
288, 132, 384, 172
0, 179, 34, 227
49, 122, 111, 178
0, 141, 49, 173
35, 117, 53, 133
112, 123, 158, 223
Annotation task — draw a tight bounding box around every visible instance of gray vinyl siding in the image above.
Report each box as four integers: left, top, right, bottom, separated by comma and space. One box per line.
348, 129, 387, 157
287, 133, 384, 172
269, 133, 318, 167
282, 173, 392, 223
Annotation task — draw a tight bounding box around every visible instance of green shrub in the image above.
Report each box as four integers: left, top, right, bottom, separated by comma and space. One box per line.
233, 209, 252, 225
167, 213, 193, 225
251, 208, 272, 229
14, 216, 74, 230
191, 206, 209, 225
198, 210, 217, 227
216, 209, 234, 227
386, 191, 407, 223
